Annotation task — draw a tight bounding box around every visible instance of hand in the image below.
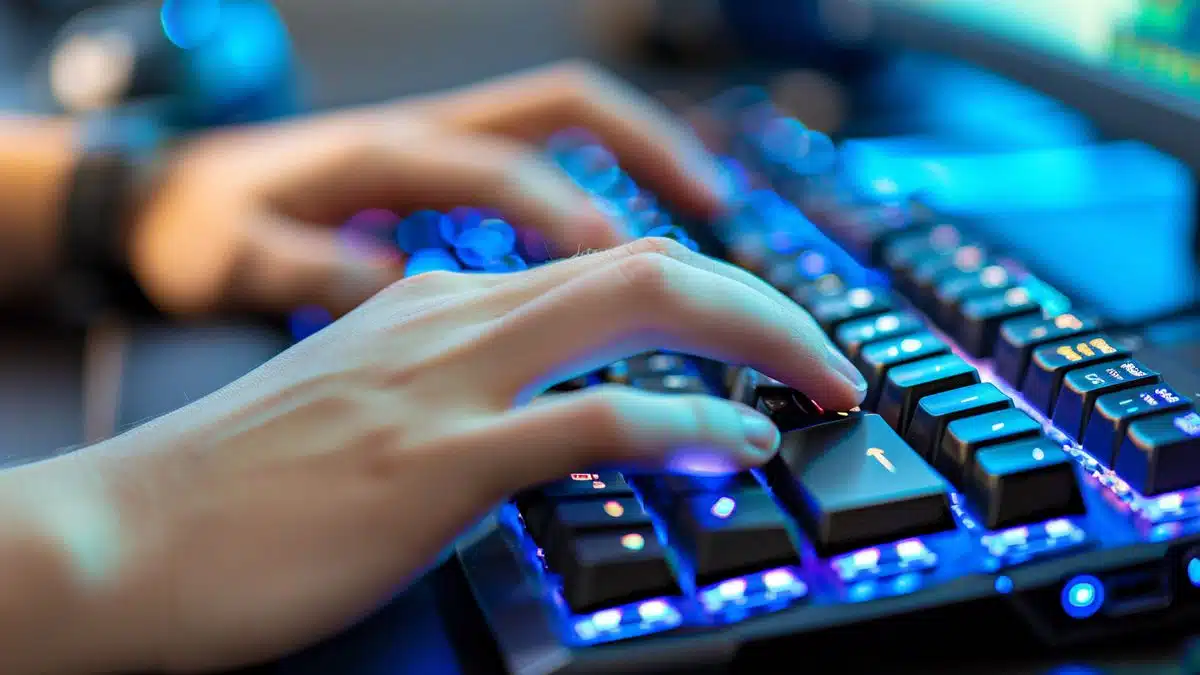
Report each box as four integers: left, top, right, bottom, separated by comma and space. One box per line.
129, 61, 731, 317
29, 238, 866, 674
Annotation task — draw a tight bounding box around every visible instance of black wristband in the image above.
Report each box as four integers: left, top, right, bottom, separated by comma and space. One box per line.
55, 110, 165, 323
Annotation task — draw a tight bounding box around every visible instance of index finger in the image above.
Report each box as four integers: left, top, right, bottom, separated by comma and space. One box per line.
409, 61, 731, 216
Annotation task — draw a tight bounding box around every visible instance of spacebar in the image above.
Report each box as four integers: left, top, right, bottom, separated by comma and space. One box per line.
764, 414, 956, 556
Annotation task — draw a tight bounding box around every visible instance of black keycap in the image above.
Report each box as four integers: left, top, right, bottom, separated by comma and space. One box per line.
672, 490, 799, 585
633, 374, 710, 395
765, 414, 954, 556
1051, 358, 1161, 442
835, 311, 924, 360
956, 288, 1042, 358
756, 387, 862, 432
910, 244, 987, 309
855, 332, 950, 408
805, 286, 894, 333
994, 312, 1099, 389
544, 497, 653, 554
789, 273, 846, 306
883, 225, 963, 297
608, 353, 690, 383
1113, 409, 1200, 496
1084, 384, 1192, 465
1022, 334, 1131, 415
877, 354, 980, 436
906, 383, 1012, 460
557, 527, 680, 613
729, 368, 785, 407
519, 472, 636, 538
938, 408, 1043, 482
969, 437, 1085, 529
933, 265, 1013, 329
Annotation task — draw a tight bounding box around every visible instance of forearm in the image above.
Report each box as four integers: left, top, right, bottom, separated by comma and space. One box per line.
0, 115, 77, 300
0, 444, 166, 674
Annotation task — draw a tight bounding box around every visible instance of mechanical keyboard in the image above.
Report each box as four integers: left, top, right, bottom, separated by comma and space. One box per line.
307, 89, 1200, 674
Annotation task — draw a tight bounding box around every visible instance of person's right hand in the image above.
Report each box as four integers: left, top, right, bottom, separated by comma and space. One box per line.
4, 238, 866, 675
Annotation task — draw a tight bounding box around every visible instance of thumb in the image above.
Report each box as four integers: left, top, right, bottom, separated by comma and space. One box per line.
241, 214, 407, 316
463, 385, 781, 496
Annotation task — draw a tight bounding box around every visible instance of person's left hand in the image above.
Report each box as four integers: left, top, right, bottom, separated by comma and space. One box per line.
129, 60, 731, 317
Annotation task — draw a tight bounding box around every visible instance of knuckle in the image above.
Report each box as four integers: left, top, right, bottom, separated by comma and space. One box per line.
622, 236, 691, 260
551, 59, 606, 92
612, 251, 679, 304
577, 387, 637, 448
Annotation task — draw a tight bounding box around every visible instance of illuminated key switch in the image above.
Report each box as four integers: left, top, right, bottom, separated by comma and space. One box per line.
1051, 358, 1161, 442
835, 311, 924, 360
876, 353, 980, 436
1083, 384, 1191, 466
993, 312, 1099, 389
1021, 334, 1131, 416
855, 332, 950, 408
1113, 409, 1200, 496
906, 382, 1013, 460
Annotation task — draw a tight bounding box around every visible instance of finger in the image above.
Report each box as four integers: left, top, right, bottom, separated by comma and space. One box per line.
458, 386, 781, 495
410, 61, 731, 216
477, 246, 868, 410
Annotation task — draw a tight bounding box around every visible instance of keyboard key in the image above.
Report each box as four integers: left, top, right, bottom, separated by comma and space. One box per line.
607, 353, 691, 383
672, 490, 799, 585
766, 414, 954, 556
883, 225, 964, 297
855, 332, 950, 408
658, 472, 762, 497
932, 264, 1013, 329
1083, 384, 1191, 466
906, 383, 1012, 460
805, 287, 894, 333
956, 288, 1042, 358
938, 409, 1043, 482
544, 497, 653, 552
835, 311, 924, 360
1113, 410, 1200, 496
908, 245, 985, 309
877, 354, 980, 436
518, 472, 636, 538
728, 368, 785, 407
994, 312, 1099, 389
789, 273, 846, 306
1050, 358, 1161, 442
968, 437, 1085, 529
557, 527, 681, 613
633, 374, 710, 395
756, 387, 862, 432
1022, 334, 1131, 415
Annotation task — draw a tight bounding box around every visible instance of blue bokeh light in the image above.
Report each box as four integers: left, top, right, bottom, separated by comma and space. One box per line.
161, 0, 223, 49
1187, 557, 1200, 587
1061, 575, 1104, 619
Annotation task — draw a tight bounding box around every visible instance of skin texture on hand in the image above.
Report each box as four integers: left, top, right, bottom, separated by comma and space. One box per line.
34, 237, 868, 674
128, 60, 732, 318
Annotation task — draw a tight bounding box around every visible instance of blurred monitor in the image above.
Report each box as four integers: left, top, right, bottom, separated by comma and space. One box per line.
871, 0, 1200, 172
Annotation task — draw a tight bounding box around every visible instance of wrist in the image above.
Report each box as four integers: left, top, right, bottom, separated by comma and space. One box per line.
0, 442, 174, 674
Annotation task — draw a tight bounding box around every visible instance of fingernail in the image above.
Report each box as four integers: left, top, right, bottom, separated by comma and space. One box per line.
738, 408, 781, 454
826, 342, 868, 396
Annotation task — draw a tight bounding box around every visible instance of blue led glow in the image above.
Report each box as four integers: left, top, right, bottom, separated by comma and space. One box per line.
1187, 558, 1200, 587
161, 0, 222, 49
995, 576, 1014, 594
1061, 575, 1104, 619
405, 249, 461, 276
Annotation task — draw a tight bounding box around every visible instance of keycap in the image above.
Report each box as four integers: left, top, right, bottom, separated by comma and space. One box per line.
543, 497, 653, 554
789, 273, 846, 306
765, 414, 955, 556
883, 225, 963, 297
607, 353, 691, 383
656, 472, 762, 498
906, 383, 1013, 460
805, 287, 894, 333
932, 265, 1013, 329
993, 312, 1099, 389
1113, 410, 1200, 496
877, 354, 980, 436
672, 490, 799, 585
729, 368, 785, 407
835, 311, 924, 360
855, 332, 950, 408
956, 288, 1042, 358
1050, 358, 1161, 442
557, 527, 681, 613
519, 472, 635, 538
1022, 334, 1131, 415
633, 374, 710, 395
909, 244, 987, 310
968, 437, 1085, 529
1083, 384, 1191, 466
756, 387, 862, 432
938, 408, 1043, 482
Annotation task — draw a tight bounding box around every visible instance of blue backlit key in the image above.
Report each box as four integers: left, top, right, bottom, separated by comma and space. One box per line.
1051, 358, 1161, 442
876, 354, 980, 436
672, 490, 799, 585
968, 437, 1084, 529
956, 288, 1041, 358
1083, 384, 1191, 466
1022, 334, 1131, 416
906, 383, 1013, 460
545, 497, 653, 552
855, 332, 950, 408
805, 286, 894, 333
993, 312, 1099, 389
835, 311, 924, 360
1113, 409, 1200, 496
766, 414, 954, 556
557, 527, 681, 613
938, 408, 1043, 482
